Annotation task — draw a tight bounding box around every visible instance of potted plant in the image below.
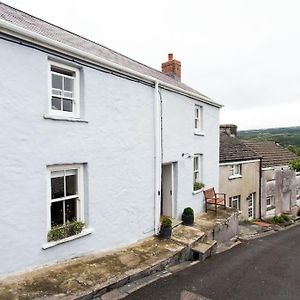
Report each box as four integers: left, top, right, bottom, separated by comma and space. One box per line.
159, 216, 172, 239
193, 182, 205, 191
47, 221, 85, 242
182, 207, 194, 225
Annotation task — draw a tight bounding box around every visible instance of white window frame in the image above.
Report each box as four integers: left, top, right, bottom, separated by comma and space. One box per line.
266, 195, 273, 208
193, 154, 203, 191
48, 61, 80, 118
296, 187, 300, 203
229, 164, 242, 179
229, 195, 241, 211
47, 164, 84, 232
194, 105, 203, 134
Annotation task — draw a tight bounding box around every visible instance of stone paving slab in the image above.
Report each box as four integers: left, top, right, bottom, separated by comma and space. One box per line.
0, 209, 235, 300
0, 237, 185, 300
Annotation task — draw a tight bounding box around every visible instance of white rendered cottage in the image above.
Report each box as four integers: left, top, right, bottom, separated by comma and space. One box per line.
0, 3, 221, 276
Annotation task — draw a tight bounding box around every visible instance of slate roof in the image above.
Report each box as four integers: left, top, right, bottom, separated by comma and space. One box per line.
0, 2, 218, 105
219, 132, 261, 163
243, 140, 298, 168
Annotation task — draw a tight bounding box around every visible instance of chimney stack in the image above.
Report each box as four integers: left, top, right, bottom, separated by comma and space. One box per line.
220, 124, 238, 137
161, 53, 181, 81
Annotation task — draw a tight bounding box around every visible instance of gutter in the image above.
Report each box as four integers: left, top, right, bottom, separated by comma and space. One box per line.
0, 19, 222, 108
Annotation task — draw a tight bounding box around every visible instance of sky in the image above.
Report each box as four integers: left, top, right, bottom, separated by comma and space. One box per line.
2, 0, 300, 130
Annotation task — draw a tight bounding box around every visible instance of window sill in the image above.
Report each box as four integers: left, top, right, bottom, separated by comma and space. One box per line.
42, 228, 93, 250
228, 175, 242, 180
266, 205, 275, 211
43, 114, 89, 123
194, 131, 205, 136
193, 189, 204, 195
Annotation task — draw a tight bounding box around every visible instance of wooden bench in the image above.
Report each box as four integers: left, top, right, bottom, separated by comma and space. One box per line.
204, 188, 226, 212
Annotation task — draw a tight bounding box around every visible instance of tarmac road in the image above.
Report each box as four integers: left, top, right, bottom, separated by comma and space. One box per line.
124, 225, 300, 300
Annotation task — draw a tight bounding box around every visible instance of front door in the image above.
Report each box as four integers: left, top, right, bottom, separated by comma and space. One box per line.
247, 193, 254, 220
161, 163, 174, 217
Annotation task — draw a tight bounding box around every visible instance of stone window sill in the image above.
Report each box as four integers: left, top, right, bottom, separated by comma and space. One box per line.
229, 175, 242, 180
42, 228, 93, 250
193, 189, 204, 195
43, 114, 89, 123
194, 131, 205, 136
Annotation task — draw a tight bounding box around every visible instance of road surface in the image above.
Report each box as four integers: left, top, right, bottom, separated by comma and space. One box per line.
124, 225, 300, 300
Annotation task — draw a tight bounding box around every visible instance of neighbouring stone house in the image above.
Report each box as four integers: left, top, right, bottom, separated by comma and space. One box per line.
0, 3, 221, 276
243, 141, 300, 219
219, 125, 261, 220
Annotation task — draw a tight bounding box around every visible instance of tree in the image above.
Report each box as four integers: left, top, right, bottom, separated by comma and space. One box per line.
289, 159, 300, 172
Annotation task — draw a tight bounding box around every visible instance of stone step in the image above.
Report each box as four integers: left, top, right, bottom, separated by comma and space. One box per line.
192, 240, 217, 261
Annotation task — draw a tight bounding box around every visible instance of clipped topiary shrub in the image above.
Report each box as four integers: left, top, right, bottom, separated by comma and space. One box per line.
161, 216, 172, 228
183, 207, 194, 216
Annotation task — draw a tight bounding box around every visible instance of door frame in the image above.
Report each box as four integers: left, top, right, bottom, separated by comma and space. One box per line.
247, 193, 254, 220
161, 162, 176, 218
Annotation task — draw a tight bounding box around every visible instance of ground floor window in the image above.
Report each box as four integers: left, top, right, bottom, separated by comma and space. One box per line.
229, 195, 241, 210
49, 165, 83, 228
266, 195, 274, 208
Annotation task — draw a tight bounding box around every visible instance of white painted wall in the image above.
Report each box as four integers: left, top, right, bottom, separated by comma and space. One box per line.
0, 37, 220, 276
161, 89, 220, 218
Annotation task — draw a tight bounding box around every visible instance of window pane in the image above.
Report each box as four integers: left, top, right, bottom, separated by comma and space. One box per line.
63, 99, 73, 112
51, 176, 64, 199
51, 201, 64, 227
52, 97, 61, 110
52, 73, 62, 90
66, 175, 77, 196
194, 157, 199, 171
65, 198, 77, 223
64, 77, 74, 92
195, 119, 198, 129
52, 89, 62, 96
63, 91, 73, 98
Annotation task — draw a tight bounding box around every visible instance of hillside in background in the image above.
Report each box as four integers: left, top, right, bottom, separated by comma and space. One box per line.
238, 126, 300, 156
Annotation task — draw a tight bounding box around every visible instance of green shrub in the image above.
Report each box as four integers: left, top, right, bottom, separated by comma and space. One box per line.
193, 182, 205, 191
183, 207, 194, 216
47, 226, 67, 242
161, 216, 172, 228
67, 221, 85, 235
289, 159, 300, 172
47, 221, 85, 242
272, 216, 285, 224
281, 214, 290, 222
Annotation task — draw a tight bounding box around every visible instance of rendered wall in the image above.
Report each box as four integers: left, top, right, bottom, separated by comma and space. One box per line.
261, 167, 298, 219
0, 39, 156, 276
219, 161, 260, 220
0, 37, 220, 276
161, 89, 220, 218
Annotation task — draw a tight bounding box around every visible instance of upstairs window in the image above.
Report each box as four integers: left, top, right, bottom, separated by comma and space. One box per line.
194, 105, 203, 132
229, 164, 242, 178
49, 62, 80, 118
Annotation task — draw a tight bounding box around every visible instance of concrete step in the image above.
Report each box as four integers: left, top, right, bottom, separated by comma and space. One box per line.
192, 240, 217, 261
171, 218, 183, 228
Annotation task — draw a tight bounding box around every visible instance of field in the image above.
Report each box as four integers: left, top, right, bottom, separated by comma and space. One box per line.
238, 126, 300, 155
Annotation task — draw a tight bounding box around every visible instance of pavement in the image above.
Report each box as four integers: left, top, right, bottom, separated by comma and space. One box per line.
0, 209, 236, 300
124, 223, 300, 300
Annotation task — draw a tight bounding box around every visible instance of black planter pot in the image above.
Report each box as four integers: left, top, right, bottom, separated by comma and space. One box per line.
182, 213, 194, 225
159, 227, 172, 238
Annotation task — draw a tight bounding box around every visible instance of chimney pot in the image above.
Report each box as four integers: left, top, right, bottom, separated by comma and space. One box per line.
168, 53, 173, 61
